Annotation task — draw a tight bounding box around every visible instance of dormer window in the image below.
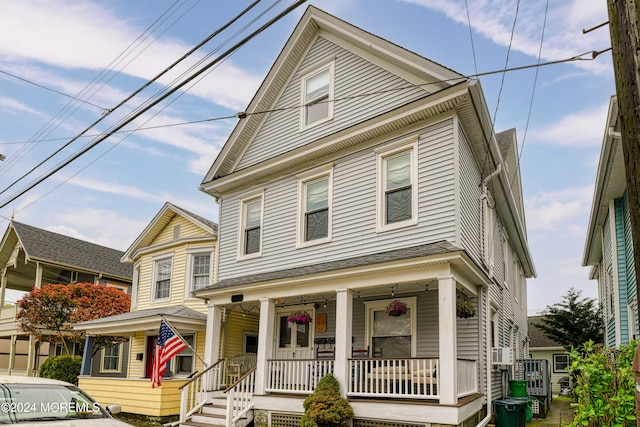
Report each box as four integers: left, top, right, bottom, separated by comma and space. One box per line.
301, 63, 334, 129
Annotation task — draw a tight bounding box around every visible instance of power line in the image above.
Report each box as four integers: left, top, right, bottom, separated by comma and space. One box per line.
0, 69, 108, 110
0, 0, 307, 210
0, 49, 603, 147
464, 0, 478, 76
0, 0, 264, 198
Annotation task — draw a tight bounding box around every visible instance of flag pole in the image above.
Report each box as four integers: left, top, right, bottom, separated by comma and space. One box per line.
160, 315, 208, 367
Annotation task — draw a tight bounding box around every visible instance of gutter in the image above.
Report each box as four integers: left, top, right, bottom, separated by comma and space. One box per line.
477, 287, 493, 427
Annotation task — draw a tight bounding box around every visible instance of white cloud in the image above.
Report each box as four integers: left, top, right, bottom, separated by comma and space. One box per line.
0, 96, 49, 119
0, 1, 262, 110
401, 0, 611, 74
530, 102, 609, 146
525, 185, 593, 232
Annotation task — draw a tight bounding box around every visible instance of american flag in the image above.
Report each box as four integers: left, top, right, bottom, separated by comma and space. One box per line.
151, 319, 187, 388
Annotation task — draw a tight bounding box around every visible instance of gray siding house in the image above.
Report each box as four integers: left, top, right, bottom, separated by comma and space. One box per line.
186, 6, 535, 427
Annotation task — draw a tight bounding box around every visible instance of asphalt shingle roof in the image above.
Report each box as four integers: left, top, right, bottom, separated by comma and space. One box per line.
75, 305, 206, 326
528, 316, 563, 348
199, 240, 462, 292
12, 221, 132, 280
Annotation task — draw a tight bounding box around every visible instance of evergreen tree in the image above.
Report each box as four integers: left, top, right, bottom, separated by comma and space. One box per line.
537, 288, 603, 350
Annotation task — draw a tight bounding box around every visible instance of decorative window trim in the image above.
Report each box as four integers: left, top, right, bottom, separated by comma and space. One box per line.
553, 353, 570, 373
151, 253, 173, 303
99, 343, 123, 373
173, 333, 195, 378
296, 164, 334, 248
131, 262, 140, 308
237, 190, 265, 260
364, 297, 417, 357
300, 61, 335, 131
375, 137, 418, 232
502, 233, 509, 290
185, 247, 215, 299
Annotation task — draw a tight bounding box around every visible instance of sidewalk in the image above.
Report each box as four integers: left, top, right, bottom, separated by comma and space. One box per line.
527, 396, 575, 427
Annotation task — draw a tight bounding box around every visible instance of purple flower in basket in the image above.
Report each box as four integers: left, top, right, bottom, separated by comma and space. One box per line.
385, 300, 408, 317
287, 311, 313, 324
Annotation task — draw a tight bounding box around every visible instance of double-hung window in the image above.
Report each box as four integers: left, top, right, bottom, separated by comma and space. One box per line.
301, 63, 334, 129
239, 193, 264, 258
298, 165, 333, 246
190, 251, 212, 293
153, 256, 172, 301
376, 138, 418, 231
174, 334, 195, 376
101, 343, 121, 372
365, 298, 417, 358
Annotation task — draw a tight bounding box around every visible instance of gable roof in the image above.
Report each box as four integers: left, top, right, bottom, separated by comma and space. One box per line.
583, 96, 624, 266
528, 316, 563, 349
201, 5, 465, 185
8, 221, 132, 280
495, 128, 526, 229
121, 202, 217, 263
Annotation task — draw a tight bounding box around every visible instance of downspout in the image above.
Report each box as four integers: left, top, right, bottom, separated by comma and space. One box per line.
608, 127, 622, 139
483, 164, 502, 187
477, 287, 493, 427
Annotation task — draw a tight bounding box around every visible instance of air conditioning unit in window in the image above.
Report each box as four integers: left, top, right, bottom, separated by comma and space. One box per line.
492, 347, 514, 366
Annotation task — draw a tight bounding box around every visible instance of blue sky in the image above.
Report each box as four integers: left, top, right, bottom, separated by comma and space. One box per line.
0, 0, 614, 313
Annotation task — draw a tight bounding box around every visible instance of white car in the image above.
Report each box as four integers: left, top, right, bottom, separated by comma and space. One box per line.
0, 376, 132, 426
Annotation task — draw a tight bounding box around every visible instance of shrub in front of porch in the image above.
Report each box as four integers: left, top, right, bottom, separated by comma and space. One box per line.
39, 355, 82, 385
301, 373, 353, 427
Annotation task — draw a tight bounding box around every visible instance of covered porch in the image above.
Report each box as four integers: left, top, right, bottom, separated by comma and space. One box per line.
193, 242, 490, 426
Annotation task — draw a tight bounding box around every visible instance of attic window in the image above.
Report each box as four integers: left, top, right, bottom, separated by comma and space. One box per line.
301, 63, 334, 129
173, 225, 181, 240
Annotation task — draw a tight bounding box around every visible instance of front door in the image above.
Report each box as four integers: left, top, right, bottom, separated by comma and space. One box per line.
275, 311, 314, 359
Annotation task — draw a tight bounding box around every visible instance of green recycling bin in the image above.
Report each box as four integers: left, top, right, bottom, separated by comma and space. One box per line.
509, 379, 527, 397
494, 398, 526, 427
513, 397, 533, 423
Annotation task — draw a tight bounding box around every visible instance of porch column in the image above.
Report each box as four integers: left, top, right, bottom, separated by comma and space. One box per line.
204, 304, 223, 365
26, 336, 37, 376
0, 268, 7, 306
438, 275, 458, 404
255, 297, 275, 395
35, 262, 43, 289
8, 335, 16, 374
80, 335, 95, 376
334, 289, 353, 397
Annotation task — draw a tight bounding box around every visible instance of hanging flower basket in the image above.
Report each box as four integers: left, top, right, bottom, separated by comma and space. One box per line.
385, 300, 408, 317
457, 300, 476, 319
287, 311, 313, 325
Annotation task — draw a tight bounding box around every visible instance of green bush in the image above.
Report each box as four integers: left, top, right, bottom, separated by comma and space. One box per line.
568, 340, 636, 427
39, 355, 82, 385
301, 373, 354, 427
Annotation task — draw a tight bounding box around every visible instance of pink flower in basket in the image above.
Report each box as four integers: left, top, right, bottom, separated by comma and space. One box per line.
287, 311, 313, 324
385, 300, 408, 317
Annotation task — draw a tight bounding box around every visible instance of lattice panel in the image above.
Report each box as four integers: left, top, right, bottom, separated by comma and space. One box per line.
353, 418, 426, 427
270, 413, 302, 427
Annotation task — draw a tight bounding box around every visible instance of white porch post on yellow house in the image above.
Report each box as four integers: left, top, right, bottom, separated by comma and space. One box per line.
438, 275, 457, 404
255, 297, 275, 395
204, 304, 223, 365
334, 289, 353, 397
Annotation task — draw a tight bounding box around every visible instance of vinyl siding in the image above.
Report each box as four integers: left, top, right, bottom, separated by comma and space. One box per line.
218, 118, 456, 281
603, 212, 616, 347
615, 197, 630, 344
90, 340, 130, 378
623, 190, 638, 339
223, 310, 259, 358
235, 36, 429, 171
458, 123, 483, 264
128, 331, 146, 379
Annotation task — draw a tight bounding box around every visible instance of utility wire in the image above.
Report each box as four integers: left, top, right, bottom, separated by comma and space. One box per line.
0, 49, 603, 147
0, 69, 107, 110
0, 0, 263, 198
464, 0, 479, 76
0, 0, 307, 210
0, 0, 190, 178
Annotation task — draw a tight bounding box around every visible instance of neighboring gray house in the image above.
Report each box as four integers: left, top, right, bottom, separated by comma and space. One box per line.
184, 6, 535, 427
583, 96, 638, 348
0, 220, 132, 376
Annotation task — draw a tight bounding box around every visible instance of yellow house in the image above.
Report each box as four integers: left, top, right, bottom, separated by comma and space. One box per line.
74, 202, 248, 418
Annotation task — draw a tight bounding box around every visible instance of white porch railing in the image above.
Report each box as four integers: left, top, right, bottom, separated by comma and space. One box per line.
457, 358, 478, 397
267, 359, 334, 394
349, 358, 439, 399
179, 359, 226, 423
225, 368, 256, 427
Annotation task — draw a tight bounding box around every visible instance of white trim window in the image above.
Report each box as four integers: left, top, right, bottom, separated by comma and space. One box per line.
187, 249, 213, 294
131, 262, 140, 308
553, 354, 570, 373
297, 165, 333, 246
153, 255, 172, 301
174, 334, 195, 377
364, 297, 417, 358
301, 62, 334, 129
376, 139, 418, 231
239, 193, 264, 259
100, 343, 122, 373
